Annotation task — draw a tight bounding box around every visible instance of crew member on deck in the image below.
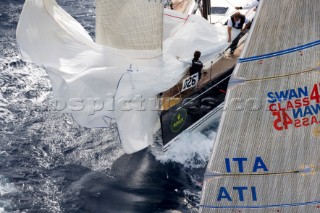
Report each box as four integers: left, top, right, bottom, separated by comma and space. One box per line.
190, 51, 204, 79
177, 51, 206, 80
235, 0, 260, 10
227, 12, 252, 55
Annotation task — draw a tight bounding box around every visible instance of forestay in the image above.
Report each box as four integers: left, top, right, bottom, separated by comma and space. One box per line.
17, 0, 232, 153
200, 0, 320, 212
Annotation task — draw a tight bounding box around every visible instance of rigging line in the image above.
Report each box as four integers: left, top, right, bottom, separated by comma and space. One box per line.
224, 0, 236, 7
239, 40, 320, 63
205, 169, 305, 178
223, 31, 248, 53
204, 166, 320, 181
175, 74, 232, 111
164, 13, 188, 20
244, 6, 255, 17
242, 65, 319, 83
200, 200, 320, 209
224, 0, 253, 9
165, 10, 191, 38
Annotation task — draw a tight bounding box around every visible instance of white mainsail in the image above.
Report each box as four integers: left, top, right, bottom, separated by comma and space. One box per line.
17, 0, 233, 153
95, 0, 163, 50
201, 0, 320, 211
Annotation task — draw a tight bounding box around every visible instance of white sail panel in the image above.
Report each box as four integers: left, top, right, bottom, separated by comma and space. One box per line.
96, 0, 163, 50
201, 0, 320, 211
207, 71, 320, 174
201, 172, 320, 212
234, 0, 320, 79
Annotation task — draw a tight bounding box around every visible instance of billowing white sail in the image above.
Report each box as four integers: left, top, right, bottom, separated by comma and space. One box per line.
201, 0, 320, 211
17, 0, 232, 153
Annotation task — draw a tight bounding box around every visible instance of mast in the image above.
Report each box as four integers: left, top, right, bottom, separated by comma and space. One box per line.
200, 0, 320, 211
201, 0, 210, 20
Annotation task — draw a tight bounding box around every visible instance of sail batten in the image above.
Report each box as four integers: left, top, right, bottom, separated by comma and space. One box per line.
201, 0, 320, 211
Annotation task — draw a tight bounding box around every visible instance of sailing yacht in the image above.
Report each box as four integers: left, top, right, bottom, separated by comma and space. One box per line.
16, 0, 254, 154
160, 0, 256, 151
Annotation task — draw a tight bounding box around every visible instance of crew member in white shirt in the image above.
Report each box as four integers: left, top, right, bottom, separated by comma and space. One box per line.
227, 12, 252, 55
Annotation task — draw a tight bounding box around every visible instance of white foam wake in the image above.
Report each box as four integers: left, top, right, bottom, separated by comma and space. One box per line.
153, 130, 217, 168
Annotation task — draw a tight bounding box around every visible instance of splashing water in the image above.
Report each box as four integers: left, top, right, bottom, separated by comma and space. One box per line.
0, 176, 18, 213
153, 130, 217, 168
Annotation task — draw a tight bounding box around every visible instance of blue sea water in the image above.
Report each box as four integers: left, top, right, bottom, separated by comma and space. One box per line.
0, 1, 217, 212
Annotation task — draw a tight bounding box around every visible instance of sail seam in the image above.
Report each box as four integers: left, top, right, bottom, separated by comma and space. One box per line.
200, 200, 320, 209
239, 40, 320, 63
242, 66, 319, 83
164, 14, 188, 20
205, 170, 299, 178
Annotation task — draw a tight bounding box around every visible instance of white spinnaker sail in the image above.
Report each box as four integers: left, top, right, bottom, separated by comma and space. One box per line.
200, 0, 320, 211
17, 0, 232, 153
